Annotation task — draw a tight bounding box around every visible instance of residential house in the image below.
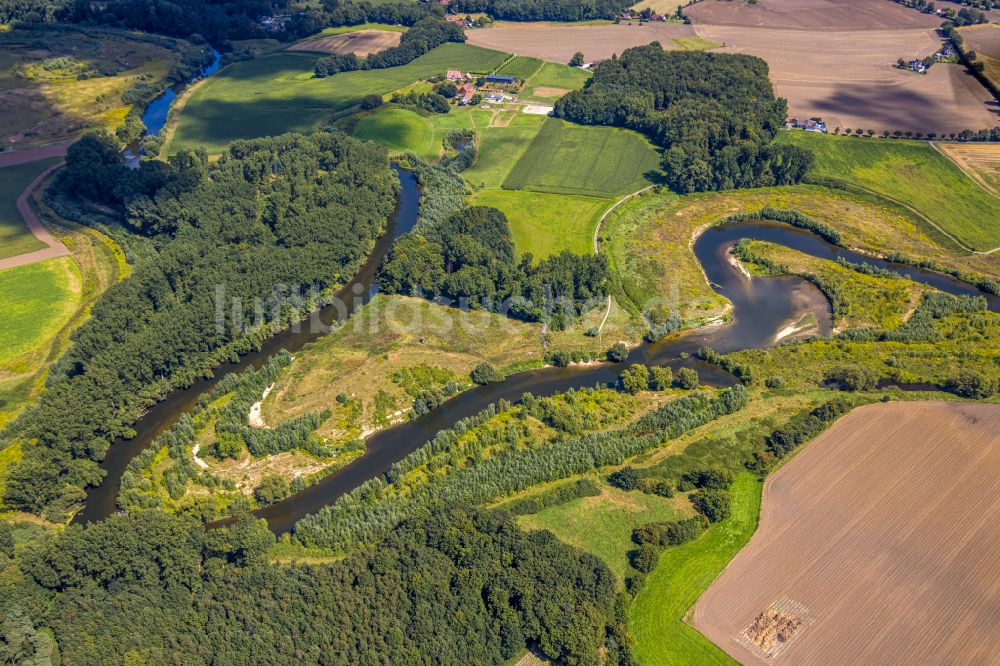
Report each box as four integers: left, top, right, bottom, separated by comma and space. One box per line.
909, 59, 927, 73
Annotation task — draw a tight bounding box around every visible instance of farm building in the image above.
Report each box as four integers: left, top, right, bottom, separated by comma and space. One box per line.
446, 70, 468, 81
485, 74, 516, 85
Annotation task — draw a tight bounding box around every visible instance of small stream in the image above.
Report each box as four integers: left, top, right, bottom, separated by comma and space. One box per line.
74, 171, 1000, 532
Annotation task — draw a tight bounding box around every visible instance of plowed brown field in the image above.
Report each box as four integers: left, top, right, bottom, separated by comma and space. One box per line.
960, 24, 1000, 61
466, 22, 695, 62
287, 29, 402, 56
693, 401, 1000, 665
686, 0, 941, 29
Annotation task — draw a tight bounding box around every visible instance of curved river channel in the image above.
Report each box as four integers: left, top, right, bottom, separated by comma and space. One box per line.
74, 172, 1000, 532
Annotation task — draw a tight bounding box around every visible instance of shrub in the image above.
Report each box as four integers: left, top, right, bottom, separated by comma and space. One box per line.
569, 52, 584, 67
607, 342, 628, 362
648, 366, 673, 391
620, 364, 650, 394
691, 488, 731, 522
470, 362, 503, 385
630, 543, 660, 573
680, 468, 733, 490
608, 466, 641, 490
360, 94, 384, 110
254, 475, 290, 506
640, 479, 673, 497
764, 376, 785, 389
948, 371, 997, 399
824, 365, 878, 391
675, 367, 699, 389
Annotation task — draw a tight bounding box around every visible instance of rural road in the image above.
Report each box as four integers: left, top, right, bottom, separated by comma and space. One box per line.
0, 144, 71, 271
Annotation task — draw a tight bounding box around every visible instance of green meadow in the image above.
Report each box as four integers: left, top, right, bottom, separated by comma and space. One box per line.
522, 61, 591, 102
168, 43, 509, 154
471, 189, 611, 259
0, 157, 62, 260
503, 118, 661, 198
629, 473, 762, 665
0, 257, 81, 365
776, 131, 1000, 251
495, 55, 544, 79
352, 108, 437, 157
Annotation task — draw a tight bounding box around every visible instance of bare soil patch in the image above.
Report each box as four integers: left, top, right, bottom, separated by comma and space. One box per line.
467, 22, 695, 63
686, 0, 941, 29
288, 29, 402, 56
530, 86, 570, 97
936, 141, 1000, 196
692, 401, 1000, 665
695, 24, 999, 132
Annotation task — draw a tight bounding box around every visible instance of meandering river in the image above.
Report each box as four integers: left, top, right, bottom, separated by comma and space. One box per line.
73, 169, 1000, 532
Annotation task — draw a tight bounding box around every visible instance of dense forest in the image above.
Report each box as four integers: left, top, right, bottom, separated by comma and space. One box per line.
2, 131, 398, 520
554, 45, 814, 193
447, 0, 630, 21
1, 506, 633, 664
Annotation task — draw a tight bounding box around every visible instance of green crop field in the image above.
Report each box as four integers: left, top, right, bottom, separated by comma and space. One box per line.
0, 157, 62, 260
502, 118, 660, 197
629, 472, 762, 665
471, 189, 612, 259
495, 55, 544, 79
0, 257, 81, 365
671, 36, 722, 51
776, 131, 1000, 252
519, 484, 686, 581
464, 125, 544, 189
168, 43, 509, 154
352, 108, 436, 157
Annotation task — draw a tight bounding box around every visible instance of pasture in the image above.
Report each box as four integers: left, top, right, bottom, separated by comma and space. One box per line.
463, 120, 545, 189
0, 26, 199, 150
0, 157, 61, 260
0, 258, 81, 365
467, 22, 696, 63
777, 131, 1000, 251
693, 402, 1000, 665
352, 108, 436, 157
502, 118, 660, 198
935, 141, 1000, 196
494, 55, 544, 79
630, 473, 762, 665
470, 189, 612, 259
168, 43, 509, 154
521, 61, 590, 103
286, 28, 402, 56
694, 24, 998, 135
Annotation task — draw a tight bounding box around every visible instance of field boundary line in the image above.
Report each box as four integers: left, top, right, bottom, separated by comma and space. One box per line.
593, 184, 654, 334
930, 141, 1000, 201
814, 177, 1000, 255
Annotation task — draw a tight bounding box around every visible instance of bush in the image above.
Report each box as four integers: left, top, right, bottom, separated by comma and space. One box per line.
608, 466, 641, 490
569, 52, 584, 67
948, 371, 997, 399
640, 479, 673, 497
648, 366, 673, 391
470, 362, 503, 385
254, 475, 290, 506
690, 488, 731, 522
607, 342, 628, 362
675, 367, 699, 390
630, 543, 660, 573
360, 94, 384, 110
619, 364, 650, 394
680, 468, 733, 491
764, 376, 785, 389
824, 365, 878, 391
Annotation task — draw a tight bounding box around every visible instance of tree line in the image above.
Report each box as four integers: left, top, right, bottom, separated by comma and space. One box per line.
2, 131, 398, 521
448, 0, 630, 21
2, 505, 634, 664
313, 17, 464, 77
554, 45, 814, 193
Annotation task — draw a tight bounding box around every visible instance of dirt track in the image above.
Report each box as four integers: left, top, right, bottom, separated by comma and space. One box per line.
0, 142, 71, 168
692, 401, 1000, 665
0, 143, 70, 271
287, 30, 402, 56
467, 22, 695, 62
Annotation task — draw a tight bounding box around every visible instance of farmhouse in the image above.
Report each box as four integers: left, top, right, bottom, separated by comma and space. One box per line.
909, 58, 927, 73
485, 74, 516, 85
792, 118, 828, 133
446, 70, 467, 81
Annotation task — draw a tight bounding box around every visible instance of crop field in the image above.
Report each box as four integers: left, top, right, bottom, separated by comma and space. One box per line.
494, 55, 544, 79
286, 28, 402, 56
693, 23, 998, 134
470, 189, 612, 259
670, 36, 722, 51
777, 131, 1000, 251
0, 26, 198, 150
686, 0, 941, 29
168, 43, 509, 154
693, 402, 1000, 665
467, 22, 696, 64
0, 258, 81, 365
631, 473, 762, 665
502, 118, 660, 198
463, 122, 545, 189
352, 108, 436, 156
935, 141, 1000, 196
960, 24, 1000, 90
0, 157, 61, 260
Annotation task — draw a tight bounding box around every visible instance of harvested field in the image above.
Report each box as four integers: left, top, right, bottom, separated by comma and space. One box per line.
935, 141, 1000, 196
467, 22, 695, 63
287, 29, 402, 56
693, 401, 1000, 665
686, 0, 941, 29
960, 24, 1000, 62
696, 24, 1000, 133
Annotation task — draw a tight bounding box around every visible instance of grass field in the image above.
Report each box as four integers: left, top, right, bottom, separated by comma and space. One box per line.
494, 55, 544, 78
935, 141, 1000, 197
0, 258, 81, 365
463, 119, 546, 189
502, 118, 660, 197
629, 472, 762, 666
521, 61, 590, 103
671, 36, 722, 50
471, 189, 612, 259
519, 483, 690, 581
352, 108, 436, 156
168, 43, 509, 154
776, 131, 1000, 251
0, 157, 61, 260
